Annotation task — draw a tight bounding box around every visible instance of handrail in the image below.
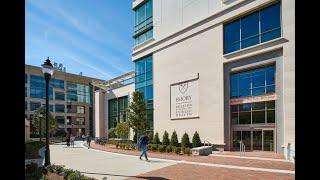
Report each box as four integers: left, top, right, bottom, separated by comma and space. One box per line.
239, 141, 245, 156
203, 140, 212, 147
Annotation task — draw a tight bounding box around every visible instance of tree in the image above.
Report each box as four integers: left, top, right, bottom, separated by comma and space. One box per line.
153, 132, 160, 145
181, 132, 191, 148
127, 91, 147, 141
170, 130, 179, 147
162, 131, 170, 145
192, 131, 202, 148
115, 122, 130, 139
32, 107, 57, 137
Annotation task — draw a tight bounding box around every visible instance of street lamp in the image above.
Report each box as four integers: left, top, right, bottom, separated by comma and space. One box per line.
42, 57, 54, 166
39, 113, 43, 142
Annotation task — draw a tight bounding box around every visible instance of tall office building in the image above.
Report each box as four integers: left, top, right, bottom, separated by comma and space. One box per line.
25, 64, 102, 137
131, 0, 294, 160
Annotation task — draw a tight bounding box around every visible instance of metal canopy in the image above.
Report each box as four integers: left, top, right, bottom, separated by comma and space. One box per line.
91, 71, 135, 91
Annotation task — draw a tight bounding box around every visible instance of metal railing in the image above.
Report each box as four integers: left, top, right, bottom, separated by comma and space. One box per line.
239, 141, 246, 156
203, 140, 212, 147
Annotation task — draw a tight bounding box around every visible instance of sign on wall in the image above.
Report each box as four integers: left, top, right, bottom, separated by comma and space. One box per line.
170, 79, 199, 119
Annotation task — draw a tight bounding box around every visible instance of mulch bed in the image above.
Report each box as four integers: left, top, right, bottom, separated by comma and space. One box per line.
46, 172, 64, 180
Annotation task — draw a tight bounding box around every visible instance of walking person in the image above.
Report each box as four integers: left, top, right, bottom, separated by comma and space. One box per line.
138, 131, 150, 161
70, 134, 75, 148
66, 133, 70, 147
86, 133, 91, 149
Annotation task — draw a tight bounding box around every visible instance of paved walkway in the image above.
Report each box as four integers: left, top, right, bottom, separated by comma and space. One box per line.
50, 141, 176, 180
50, 141, 294, 180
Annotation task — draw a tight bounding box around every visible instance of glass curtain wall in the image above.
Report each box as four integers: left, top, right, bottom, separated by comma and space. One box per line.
134, 0, 153, 45
67, 82, 92, 104
108, 96, 129, 129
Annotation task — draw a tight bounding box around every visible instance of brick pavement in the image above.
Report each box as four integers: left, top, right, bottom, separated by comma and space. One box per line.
91, 143, 294, 171
125, 163, 294, 180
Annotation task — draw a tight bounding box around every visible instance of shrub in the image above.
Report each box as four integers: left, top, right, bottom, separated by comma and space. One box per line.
181, 147, 185, 154
151, 144, 158, 152
166, 145, 172, 153
171, 146, 177, 154
153, 132, 161, 145
159, 145, 166, 152
115, 122, 130, 139
184, 147, 191, 156
192, 131, 202, 148
130, 144, 136, 150
108, 128, 116, 139
175, 147, 181, 154
147, 144, 153, 151
148, 131, 153, 144
181, 132, 191, 148
162, 131, 170, 145
170, 130, 179, 147
116, 143, 119, 148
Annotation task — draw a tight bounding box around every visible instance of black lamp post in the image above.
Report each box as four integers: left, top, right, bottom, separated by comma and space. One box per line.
39, 113, 43, 142
42, 57, 54, 166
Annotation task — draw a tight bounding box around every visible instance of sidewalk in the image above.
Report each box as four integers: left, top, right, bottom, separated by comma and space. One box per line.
91, 143, 294, 171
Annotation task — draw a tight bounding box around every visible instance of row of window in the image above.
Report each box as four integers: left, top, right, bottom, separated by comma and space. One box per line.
67, 82, 92, 104
134, 0, 153, 45
26, 101, 84, 114
231, 101, 275, 125
230, 65, 275, 98
224, 2, 281, 54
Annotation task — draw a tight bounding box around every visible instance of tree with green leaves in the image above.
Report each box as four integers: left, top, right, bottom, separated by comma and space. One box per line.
115, 122, 130, 139
170, 130, 179, 147
162, 131, 170, 145
108, 128, 116, 138
181, 132, 191, 148
153, 132, 160, 145
127, 91, 147, 142
32, 107, 57, 137
192, 131, 202, 148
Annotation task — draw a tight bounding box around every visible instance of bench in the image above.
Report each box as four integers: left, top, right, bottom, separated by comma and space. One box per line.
191, 146, 213, 156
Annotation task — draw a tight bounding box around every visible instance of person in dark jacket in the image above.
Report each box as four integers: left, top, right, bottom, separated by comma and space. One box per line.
66, 134, 70, 147
86, 133, 91, 149
138, 131, 150, 161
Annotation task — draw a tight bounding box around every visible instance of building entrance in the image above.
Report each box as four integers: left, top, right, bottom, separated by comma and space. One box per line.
233, 129, 274, 151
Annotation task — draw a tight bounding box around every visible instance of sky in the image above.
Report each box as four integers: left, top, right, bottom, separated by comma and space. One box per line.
25, 0, 134, 80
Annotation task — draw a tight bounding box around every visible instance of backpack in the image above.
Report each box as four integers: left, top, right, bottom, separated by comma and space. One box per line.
137, 135, 144, 149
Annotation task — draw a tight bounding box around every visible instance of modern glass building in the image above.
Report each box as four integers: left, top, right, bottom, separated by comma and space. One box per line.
25, 64, 102, 137
129, 0, 294, 160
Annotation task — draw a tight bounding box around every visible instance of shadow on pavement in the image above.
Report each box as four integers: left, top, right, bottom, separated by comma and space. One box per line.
80, 171, 169, 180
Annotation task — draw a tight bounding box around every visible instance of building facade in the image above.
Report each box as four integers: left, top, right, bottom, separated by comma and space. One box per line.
93, 72, 135, 139
131, 0, 294, 160
25, 64, 102, 137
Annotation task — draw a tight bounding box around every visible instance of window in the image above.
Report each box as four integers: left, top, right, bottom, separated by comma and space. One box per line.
30, 102, 41, 111
56, 116, 65, 124
135, 55, 153, 131
76, 117, 85, 125
77, 106, 85, 114
51, 79, 64, 89
25, 101, 28, 110
108, 96, 129, 129
25, 86, 27, 97
134, 0, 153, 45
67, 82, 92, 104
231, 100, 276, 125
25, 74, 27, 84
55, 92, 65, 101
55, 104, 65, 113
30, 75, 53, 100
230, 65, 275, 98
224, 2, 281, 54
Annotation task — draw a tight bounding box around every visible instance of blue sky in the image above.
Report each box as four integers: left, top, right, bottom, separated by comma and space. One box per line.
26, 0, 134, 80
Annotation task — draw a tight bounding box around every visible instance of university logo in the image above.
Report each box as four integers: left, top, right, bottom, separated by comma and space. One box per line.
179, 82, 188, 94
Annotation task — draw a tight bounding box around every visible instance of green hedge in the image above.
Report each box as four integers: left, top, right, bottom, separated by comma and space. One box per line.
46, 164, 97, 180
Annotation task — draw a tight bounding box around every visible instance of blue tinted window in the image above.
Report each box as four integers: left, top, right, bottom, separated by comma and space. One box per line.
260, 3, 281, 43
55, 92, 65, 100
55, 104, 65, 112
224, 2, 281, 53
30, 75, 53, 99
134, 0, 153, 45
30, 102, 41, 111
135, 55, 153, 131
230, 65, 275, 98
224, 20, 240, 54
241, 12, 259, 48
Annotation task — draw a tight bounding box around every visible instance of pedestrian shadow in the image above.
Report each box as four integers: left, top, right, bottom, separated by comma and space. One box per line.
80, 171, 169, 180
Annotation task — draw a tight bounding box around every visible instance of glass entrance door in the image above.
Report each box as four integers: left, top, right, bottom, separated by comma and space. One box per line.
252, 130, 262, 150
263, 130, 274, 151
